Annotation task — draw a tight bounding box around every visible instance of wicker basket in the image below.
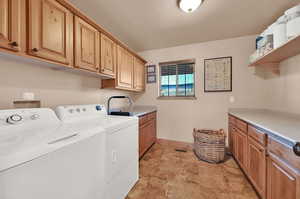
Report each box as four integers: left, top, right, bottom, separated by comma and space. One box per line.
193, 128, 226, 163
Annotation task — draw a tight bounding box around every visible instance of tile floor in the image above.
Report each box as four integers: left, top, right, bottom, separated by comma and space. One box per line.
126, 139, 259, 199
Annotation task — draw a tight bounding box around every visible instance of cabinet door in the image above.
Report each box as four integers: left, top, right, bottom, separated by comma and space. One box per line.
248, 137, 266, 198
139, 122, 150, 158
100, 33, 116, 77
74, 16, 100, 72
133, 57, 145, 91
228, 124, 234, 153
235, 130, 248, 170
267, 153, 300, 199
0, 0, 21, 51
28, 0, 73, 65
117, 45, 133, 89
148, 118, 156, 145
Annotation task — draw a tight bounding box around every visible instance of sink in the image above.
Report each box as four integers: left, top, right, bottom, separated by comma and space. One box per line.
109, 111, 132, 116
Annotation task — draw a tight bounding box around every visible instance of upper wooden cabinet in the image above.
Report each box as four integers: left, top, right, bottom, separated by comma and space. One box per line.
28, 0, 73, 65
133, 57, 145, 91
100, 33, 116, 77
74, 16, 100, 72
0, 0, 21, 52
116, 45, 134, 89
0, 0, 146, 92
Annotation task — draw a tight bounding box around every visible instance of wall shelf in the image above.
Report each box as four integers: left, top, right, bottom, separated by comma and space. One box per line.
249, 34, 300, 75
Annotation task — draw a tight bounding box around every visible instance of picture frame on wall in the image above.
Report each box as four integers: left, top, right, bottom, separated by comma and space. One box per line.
147, 74, 156, 84
147, 65, 156, 73
146, 65, 157, 84
204, 56, 232, 92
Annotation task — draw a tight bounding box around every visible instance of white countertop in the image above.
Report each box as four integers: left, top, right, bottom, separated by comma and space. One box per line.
228, 108, 300, 145
130, 105, 157, 117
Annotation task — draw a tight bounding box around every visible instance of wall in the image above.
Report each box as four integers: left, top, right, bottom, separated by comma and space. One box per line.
265, 54, 300, 114
134, 35, 269, 143
0, 53, 130, 109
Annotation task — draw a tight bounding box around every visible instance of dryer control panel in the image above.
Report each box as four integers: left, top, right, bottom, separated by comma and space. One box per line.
55, 104, 107, 122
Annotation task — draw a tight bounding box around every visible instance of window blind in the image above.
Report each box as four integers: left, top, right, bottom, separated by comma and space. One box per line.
159, 60, 195, 97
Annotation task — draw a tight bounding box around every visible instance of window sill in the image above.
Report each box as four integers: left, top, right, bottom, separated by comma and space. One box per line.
157, 96, 197, 100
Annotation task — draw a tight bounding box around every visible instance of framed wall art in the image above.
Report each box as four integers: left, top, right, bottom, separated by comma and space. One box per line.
146, 65, 157, 84
204, 56, 232, 92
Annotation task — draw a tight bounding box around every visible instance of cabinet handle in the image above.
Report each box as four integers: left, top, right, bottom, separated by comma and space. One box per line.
9, 41, 18, 47
32, 48, 39, 53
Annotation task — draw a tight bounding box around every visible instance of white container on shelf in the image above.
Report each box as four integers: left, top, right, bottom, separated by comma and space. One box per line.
273, 15, 288, 48
285, 4, 300, 39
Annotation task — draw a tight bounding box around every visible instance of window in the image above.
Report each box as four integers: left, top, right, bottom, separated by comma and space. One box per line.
159, 59, 195, 97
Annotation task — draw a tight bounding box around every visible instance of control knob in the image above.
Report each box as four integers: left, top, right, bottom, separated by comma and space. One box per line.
7, 114, 23, 125
31, 114, 40, 120
293, 142, 300, 157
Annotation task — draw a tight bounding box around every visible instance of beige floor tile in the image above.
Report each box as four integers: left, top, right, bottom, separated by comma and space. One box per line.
128, 140, 259, 199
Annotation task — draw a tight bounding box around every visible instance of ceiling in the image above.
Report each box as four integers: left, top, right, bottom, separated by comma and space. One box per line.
69, 0, 300, 52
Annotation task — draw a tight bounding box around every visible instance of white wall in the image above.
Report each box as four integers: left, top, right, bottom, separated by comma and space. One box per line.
265, 54, 300, 114
0, 54, 130, 109
134, 35, 269, 143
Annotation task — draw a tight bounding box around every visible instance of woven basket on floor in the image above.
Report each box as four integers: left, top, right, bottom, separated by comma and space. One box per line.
193, 128, 226, 163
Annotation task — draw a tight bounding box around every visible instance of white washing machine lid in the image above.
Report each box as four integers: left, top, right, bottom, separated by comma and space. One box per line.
0, 108, 106, 172
0, 124, 105, 172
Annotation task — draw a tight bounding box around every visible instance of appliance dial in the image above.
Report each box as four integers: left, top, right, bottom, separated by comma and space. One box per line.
293, 142, 300, 157
7, 114, 23, 124
31, 114, 40, 120
96, 105, 102, 111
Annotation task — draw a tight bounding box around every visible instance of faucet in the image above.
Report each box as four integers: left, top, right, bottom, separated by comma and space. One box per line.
107, 96, 133, 115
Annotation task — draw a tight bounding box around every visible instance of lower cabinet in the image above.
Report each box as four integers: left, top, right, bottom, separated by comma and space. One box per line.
139, 112, 157, 158
235, 129, 248, 171
229, 114, 300, 199
248, 137, 267, 198
267, 153, 300, 199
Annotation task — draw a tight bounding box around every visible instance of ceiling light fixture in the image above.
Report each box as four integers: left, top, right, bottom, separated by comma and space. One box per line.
179, 0, 203, 13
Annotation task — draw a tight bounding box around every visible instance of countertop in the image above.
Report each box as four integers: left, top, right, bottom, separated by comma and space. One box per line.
228, 108, 300, 146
